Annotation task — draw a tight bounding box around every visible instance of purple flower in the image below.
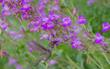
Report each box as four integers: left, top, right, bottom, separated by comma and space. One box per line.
21, 13, 32, 20
21, 3, 31, 12
39, 0, 49, 4
8, 57, 17, 65
22, 0, 33, 3
27, 41, 38, 52
94, 33, 108, 46
48, 60, 57, 65
28, 20, 40, 32
71, 38, 83, 50
63, 34, 70, 41
15, 64, 23, 69
8, 31, 24, 40
77, 15, 87, 24
40, 34, 49, 40
37, 0, 47, 17
51, 5, 60, 11
72, 26, 82, 34
48, 11, 60, 21
11, 4, 19, 14
62, 17, 72, 27
70, 33, 84, 50
51, 38, 63, 46
87, 0, 96, 6
42, 21, 54, 30
8, 57, 23, 69
1, 50, 8, 56
42, 17, 49, 22
1, 4, 11, 16
0, 0, 3, 3
0, 50, 8, 57
54, 0, 59, 5
102, 22, 110, 32
94, 33, 104, 44
0, 22, 8, 31
20, 2, 32, 20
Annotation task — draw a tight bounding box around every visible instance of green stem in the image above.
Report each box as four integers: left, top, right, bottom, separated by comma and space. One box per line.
102, 53, 110, 65
90, 53, 104, 69
65, 55, 81, 69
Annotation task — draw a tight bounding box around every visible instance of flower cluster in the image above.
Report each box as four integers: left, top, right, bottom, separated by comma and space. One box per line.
8, 57, 23, 69
0, 0, 110, 68
0, 0, 109, 50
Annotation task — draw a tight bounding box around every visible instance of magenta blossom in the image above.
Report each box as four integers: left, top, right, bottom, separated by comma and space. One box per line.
28, 20, 41, 32
0, 0, 3, 3
23, 0, 33, 3
94, 33, 108, 46
71, 33, 84, 50
77, 15, 87, 24
48, 11, 60, 21
102, 22, 110, 32
0, 22, 8, 31
71, 38, 84, 50
42, 21, 54, 30
1, 4, 11, 16
62, 17, 72, 27
21, 3, 31, 12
